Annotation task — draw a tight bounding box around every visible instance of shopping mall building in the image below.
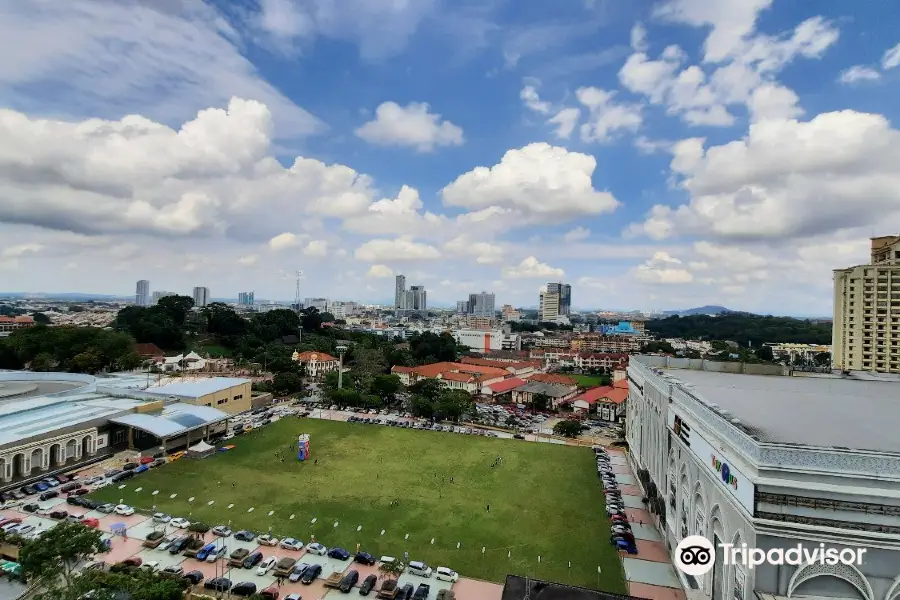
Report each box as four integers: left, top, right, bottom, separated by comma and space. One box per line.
626, 356, 900, 600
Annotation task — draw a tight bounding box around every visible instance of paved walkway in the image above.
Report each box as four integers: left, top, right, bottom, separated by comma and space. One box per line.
604, 448, 686, 600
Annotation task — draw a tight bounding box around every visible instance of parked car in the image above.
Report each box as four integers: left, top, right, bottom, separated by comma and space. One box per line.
231, 581, 258, 597
170, 517, 190, 528
355, 551, 376, 565
339, 569, 359, 593
359, 573, 378, 595
162, 565, 184, 577
234, 530, 257, 542
397, 583, 414, 600
168, 536, 191, 554
212, 525, 232, 537
60, 482, 80, 493
434, 567, 459, 582
49, 510, 68, 520
195, 543, 218, 561
412, 584, 430, 600
242, 551, 264, 569
259, 586, 279, 600
305, 542, 327, 555
206, 546, 227, 563
288, 563, 309, 582
39, 490, 58, 501
301, 563, 322, 584
114, 504, 135, 516
183, 570, 205, 585
280, 537, 303, 551
22, 503, 38, 513
436, 589, 456, 600
121, 557, 142, 567
407, 561, 432, 578
153, 513, 171, 523
69, 488, 89, 496
123, 463, 138, 471
327, 547, 351, 560
256, 556, 277, 575
203, 577, 231, 592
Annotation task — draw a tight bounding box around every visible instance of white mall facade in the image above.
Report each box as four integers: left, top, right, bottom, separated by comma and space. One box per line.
626, 357, 900, 600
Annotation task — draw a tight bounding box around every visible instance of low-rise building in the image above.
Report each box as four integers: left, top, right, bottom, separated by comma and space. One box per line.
391, 361, 509, 392
574, 352, 629, 371
144, 377, 251, 414
156, 351, 206, 373
528, 372, 578, 387
452, 329, 521, 352
511, 381, 578, 409
291, 351, 339, 378
569, 385, 627, 421
459, 356, 540, 377
571, 334, 643, 353
0, 316, 34, 338
480, 377, 528, 402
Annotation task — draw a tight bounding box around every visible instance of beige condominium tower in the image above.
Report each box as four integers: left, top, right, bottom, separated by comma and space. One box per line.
832, 235, 900, 373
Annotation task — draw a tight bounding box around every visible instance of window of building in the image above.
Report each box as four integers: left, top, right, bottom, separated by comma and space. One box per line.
733, 568, 746, 600
217, 399, 228, 405
113, 430, 126, 444
233, 394, 243, 401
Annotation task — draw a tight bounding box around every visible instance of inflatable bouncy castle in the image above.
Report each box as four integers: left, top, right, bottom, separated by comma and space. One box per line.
297, 434, 311, 461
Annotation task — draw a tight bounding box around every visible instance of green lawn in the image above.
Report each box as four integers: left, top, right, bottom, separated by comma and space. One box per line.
91, 419, 624, 591
187, 340, 233, 358
570, 374, 605, 387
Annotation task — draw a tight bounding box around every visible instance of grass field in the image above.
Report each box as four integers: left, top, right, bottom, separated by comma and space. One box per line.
91, 419, 624, 591
570, 374, 605, 387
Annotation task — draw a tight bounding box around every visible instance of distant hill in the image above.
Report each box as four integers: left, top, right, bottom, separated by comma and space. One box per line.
646, 312, 832, 345
663, 305, 732, 316
0, 292, 124, 301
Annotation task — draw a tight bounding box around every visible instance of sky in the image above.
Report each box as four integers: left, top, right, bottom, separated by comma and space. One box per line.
1, 0, 899, 315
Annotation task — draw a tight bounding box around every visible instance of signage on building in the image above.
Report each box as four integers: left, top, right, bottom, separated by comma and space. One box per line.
667, 410, 755, 514
96, 434, 108, 449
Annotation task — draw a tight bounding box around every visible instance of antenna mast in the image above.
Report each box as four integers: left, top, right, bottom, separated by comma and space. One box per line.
295, 270, 303, 315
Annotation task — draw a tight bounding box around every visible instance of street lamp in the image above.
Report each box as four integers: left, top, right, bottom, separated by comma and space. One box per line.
336, 345, 348, 390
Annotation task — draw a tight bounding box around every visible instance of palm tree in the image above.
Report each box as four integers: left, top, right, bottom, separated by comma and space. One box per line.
378, 560, 405, 580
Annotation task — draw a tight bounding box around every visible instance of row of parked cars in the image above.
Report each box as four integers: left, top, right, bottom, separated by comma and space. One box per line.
345, 415, 500, 437
596, 447, 638, 555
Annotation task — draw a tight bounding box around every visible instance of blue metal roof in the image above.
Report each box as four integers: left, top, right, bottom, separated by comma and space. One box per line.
108, 403, 229, 438
143, 378, 249, 399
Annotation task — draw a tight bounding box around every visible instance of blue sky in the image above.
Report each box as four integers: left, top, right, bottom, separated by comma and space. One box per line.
1, 0, 899, 315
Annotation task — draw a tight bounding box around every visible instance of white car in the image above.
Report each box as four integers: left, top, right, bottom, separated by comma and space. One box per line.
152, 513, 170, 523
206, 546, 227, 563
279, 538, 304, 551
94, 480, 111, 488
142, 561, 160, 572
170, 517, 190, 528
257, 556, 277, 575
36, 507, 52, 516
305, 542, 327, 555
435, 567, 459, 582
257, 534, 279, 546
114, 505, 135, 516
158, 534, 180, 550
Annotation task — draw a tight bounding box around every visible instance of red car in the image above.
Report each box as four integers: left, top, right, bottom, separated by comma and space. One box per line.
0, 518, 22, 528
139, 456, 155, 465
80, 518, 100, 528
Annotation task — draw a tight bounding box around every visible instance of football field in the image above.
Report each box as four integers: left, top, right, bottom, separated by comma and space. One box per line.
91, 418, 625, 591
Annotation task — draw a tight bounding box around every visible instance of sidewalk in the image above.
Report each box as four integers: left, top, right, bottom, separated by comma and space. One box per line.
606, 448, 686, 600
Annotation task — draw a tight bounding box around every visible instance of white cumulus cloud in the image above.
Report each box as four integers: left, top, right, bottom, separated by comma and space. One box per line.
355, 102, 464, 152
502, 256, 565, 279
365, 264, 394, 278
838, 65, 881, 84
354, 238, 442, 262
633, 252, 693, 284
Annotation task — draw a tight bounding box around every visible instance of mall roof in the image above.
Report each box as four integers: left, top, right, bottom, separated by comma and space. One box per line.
144, 378, 250, 399
665, 369, 900, 453
108, 403, 229, 438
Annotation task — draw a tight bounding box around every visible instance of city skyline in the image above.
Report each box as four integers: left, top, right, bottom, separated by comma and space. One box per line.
1, 2, 896, 316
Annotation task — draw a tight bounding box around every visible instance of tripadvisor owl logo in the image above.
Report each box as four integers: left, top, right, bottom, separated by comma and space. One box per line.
675, 535, 716, 576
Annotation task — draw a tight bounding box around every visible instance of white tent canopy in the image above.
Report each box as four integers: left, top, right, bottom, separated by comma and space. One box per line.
187, 440, 215, 458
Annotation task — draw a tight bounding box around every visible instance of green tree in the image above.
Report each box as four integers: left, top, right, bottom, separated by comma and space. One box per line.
531, 392, 550, 412
31, 312, 51, 324
755, 345, 775, 362
408, 379, 443, 403
646, 313, 832, 346
437, 389, 474, 422
642, 340, 676, 354
300, 307, 324, 332
371, 374, 402, 405
115, 351, 143, 371
319, 312, 336, 322
272, 371, 306, 396
409, 395, 436, 419
155, 295, 194, 325
20, 522, 106, 589
67, 349, 104, 373
553, 419, 583, 438
30, 352, 56, 372
408, 332, 458, 363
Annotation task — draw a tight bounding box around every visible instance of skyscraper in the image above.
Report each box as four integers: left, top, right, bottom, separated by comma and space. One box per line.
135, 280, 150, 306
408, 286, 427, 312
546, 282, 571, 315
833, 235, 900, 373
456, 300, 469, 314
192, 286, 210, 308
468, 291, 496, 317
395, 275, 407, 311
238, 292, 255, 306
539, 291, 561, 321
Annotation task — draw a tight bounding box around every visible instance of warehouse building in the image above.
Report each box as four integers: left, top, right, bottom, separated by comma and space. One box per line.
626, 356, 900, 600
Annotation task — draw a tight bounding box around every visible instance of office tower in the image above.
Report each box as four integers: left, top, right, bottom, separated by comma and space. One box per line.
151, 291, 175, 305
304, 297, 329, 312
546, 282, 571, 315
395, 275, 407, 311
456, 300, 469, 314
539, 291, 561, 322
135, 280, 150, 306
237, 291, 255, 306
192, 286, 210, 308
833, 235, 900, 373
501, 304, 521, 322
468, 291, 496, 317
408, 286, 427, 312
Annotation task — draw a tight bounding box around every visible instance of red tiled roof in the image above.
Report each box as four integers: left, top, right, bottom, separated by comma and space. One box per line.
134, 343, 164, 357
572, 386, 628, 405
613, 379, 628, 389
294, 351, 338, 362
578, 352, 629, 360
411, 361, 509, 379
0, 316, 33, 324
529, 373, 577, 386
486, 377, 527, 394
391, 366, 415, 374
441, 372, 475, 382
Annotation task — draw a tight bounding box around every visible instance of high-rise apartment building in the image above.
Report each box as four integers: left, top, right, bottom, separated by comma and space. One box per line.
468, 291, 496, 317
546, 282, 571, 315
394, 275, 426, 315
395, 275, 407, 311
539, 291, 561, 321
501, 304, 521, 322
304, 297, 329, 312
192, 286, 210, 308
135, 280, 150, 306
152, 290, 175, 305
238, 291, 255, 306
833, 235, 900, 373
456, 300, 469, 314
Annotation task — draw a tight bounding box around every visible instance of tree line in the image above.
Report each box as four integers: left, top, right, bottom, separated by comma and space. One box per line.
645, 313, 832, 346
